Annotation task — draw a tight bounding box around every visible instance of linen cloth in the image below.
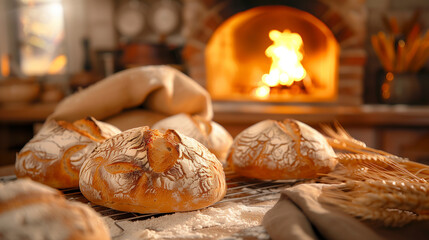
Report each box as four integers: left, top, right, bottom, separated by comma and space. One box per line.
48, 65, 213, 130
263, 183, 429, 240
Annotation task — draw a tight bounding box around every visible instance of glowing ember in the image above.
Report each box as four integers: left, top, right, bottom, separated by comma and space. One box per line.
257, 29, 307, 98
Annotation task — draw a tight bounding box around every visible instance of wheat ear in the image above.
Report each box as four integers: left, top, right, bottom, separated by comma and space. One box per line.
321, 122, 429, 180
334, 153, 426, 182
349, 180, 429, 212
320, 177, 429, 227
321, 122, 408, 161
322, 198, 429, 228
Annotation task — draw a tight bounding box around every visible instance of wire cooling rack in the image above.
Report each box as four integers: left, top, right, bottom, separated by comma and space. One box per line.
0, 169, 298, 223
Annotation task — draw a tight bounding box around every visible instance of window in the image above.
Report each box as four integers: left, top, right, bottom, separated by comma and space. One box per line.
17, 0, 66, 76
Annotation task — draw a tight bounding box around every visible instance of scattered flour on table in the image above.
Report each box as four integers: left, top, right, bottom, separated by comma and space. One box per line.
106, 200, 276, 240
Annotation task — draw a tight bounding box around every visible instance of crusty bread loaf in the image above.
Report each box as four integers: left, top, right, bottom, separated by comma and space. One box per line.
0, 178, 110, 240
227, 119, 337, 180
79, 126, 227, 214
15, 117, 121, 188
152, 113, 233, 163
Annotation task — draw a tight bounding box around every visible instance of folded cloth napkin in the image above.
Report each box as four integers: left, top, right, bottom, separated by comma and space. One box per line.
48, 65, 213, 130
263, 183, 429, 240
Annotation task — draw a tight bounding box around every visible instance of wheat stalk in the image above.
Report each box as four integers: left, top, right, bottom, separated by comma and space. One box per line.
321, 122, 408, 161
336, 153, 395, 167
351, 180, 429, 212
321, 122, 429, 180
334, 153, 426, 182
318, 121, 429, 227
328, 201, 429, 228
399, 161, 429, 180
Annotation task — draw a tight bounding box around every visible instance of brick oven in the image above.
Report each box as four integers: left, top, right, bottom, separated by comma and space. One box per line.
181, 0, 367, 105
205, 6, 339, 103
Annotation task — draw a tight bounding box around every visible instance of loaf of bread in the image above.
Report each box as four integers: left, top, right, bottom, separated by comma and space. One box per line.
0, 178, 110, 240
227, 119, 337, 180
15, 117, 121, 188
152, 113, 233, 163
79, 126, 227, 214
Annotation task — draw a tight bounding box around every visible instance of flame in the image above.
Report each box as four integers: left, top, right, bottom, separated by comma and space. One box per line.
1, 54, 10, 78
48, 55, 67, 74
257, 29, 307, 98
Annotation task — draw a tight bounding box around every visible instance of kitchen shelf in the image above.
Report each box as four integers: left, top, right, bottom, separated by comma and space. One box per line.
0, 102, 57, 123
213, 102, 429, 127
1, 102, 429, 127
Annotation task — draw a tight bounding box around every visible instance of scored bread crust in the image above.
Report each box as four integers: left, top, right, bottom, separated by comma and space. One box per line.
152, 113, 233, 163
0, 179, 110, 240
15, 117, 121, 188
227, 119, 337, 180
79, 127, 227, 214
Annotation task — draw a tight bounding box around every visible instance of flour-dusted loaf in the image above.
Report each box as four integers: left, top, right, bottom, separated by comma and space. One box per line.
15, 117, 121, 188
227, 119, 337, 180
152, 113, 233, 163
0, 179, 111, 240
79, 127, 227, 214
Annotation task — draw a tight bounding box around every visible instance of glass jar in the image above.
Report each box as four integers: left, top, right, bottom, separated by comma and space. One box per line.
380, 72, 423, 105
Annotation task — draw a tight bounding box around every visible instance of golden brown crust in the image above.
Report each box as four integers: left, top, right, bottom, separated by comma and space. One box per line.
0, 179, 110, 240
227, 119, 338, 180
145, 129, 180, 173
79, 127, 226, 214
15, 117, 121, 188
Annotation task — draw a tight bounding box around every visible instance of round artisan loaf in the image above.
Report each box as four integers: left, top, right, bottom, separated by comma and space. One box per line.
0, 178, 110, 240
227, 119, 337, 180
79, 126, 227, 214
15, 117, 121, 188
152, 113, 233, 163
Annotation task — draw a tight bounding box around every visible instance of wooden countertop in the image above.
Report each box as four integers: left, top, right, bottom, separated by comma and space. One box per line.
213, 102, 429, 127
1, 102, 429, 127
0, 102, 57, 123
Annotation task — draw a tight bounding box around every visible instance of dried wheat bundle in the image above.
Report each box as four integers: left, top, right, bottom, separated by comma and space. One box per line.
318, 122, 429, 227
321, 122, 429, 180
320, 177, 429, 227
371, 11, 429, 73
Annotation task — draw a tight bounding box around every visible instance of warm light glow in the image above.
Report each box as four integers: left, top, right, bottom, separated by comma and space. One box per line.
1, 54, 10, 77
386, 72, 394, 82
382, 72, 394, 100
48, 55, 67, 74
19, 0, 65, 76
254, 85, 270, 98
262, 29, 307, 87
206, 6, 340, 102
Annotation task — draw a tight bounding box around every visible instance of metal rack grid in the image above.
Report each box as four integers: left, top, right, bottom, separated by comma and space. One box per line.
0, 169, 298, 223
